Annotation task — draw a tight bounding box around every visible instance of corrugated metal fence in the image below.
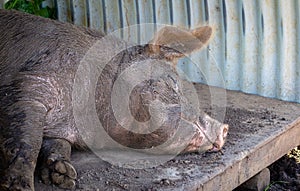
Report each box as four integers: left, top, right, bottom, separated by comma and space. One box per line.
0, 0, 299, 103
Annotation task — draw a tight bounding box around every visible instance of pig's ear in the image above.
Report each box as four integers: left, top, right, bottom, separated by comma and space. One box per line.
147, 26, 213, 61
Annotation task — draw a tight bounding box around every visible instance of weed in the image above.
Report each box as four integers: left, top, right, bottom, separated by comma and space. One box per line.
5, 0, 56, 19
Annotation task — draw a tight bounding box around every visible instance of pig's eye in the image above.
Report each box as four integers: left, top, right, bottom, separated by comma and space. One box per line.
205, 121, 210, 127
167, 74, 176, 83
153, 90, 158, 95
167, 75, 179, 92
198, 117, 209, 129
173, 83, 179, 92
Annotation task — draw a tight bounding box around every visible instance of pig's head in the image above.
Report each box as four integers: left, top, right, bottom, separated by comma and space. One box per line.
124, 69, 229, 155
81, 25, 229, 155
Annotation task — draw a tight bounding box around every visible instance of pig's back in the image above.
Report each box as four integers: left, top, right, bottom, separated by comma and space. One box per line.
0, 9, 104, 86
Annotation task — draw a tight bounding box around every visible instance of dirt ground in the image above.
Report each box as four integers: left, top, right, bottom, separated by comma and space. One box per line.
267, 149, 300, 191
33, 85, 300, 191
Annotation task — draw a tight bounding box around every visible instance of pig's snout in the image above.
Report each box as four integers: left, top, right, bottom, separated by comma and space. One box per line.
183, 120, 229, 154
209, 124, 229, 152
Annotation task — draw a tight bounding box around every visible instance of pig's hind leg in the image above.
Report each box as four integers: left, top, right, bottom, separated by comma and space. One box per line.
37, 138, 77, 189
0, 100, 46, 191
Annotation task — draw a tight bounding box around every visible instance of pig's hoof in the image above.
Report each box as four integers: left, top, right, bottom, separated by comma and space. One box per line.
0, 173, 33, 191
40, 153, 77, 189
0, 157, 34, 191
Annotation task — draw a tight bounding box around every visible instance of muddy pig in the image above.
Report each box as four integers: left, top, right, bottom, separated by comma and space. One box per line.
0, 9, 229, 191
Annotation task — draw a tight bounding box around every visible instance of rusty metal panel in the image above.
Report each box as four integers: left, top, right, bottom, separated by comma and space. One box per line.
88, 0, 104, 30
120, 0, 138, 43
258, 0, 278, 99
277, 0, 298, 101
171, 0, 191, 82
56, 0, 72, 22
103, 0, 121, 35
172, 0, 189, 26
222, 0, 241, 90
187, 0, 207, 82
296, 0, 300, 103
0, 0, 4, 9
240, 0, 259, 93
155, 0, 171, 24
138, 0, 155, 44
1, 0, 299, 103
43, 0, 54, 9
204, 0, 226, 88
72, 0, 87, 26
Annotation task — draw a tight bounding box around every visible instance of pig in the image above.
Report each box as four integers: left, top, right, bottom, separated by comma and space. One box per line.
0, 9, 229, 191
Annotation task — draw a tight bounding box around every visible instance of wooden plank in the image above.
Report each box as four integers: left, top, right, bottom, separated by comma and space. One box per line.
188, 117, 300, 190
34, 84, 300, 190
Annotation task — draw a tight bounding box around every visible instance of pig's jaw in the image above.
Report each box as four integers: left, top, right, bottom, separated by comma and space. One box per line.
182, 131, 204, 153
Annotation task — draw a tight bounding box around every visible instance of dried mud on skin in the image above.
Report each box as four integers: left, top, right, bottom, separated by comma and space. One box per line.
34, 105, 297, 191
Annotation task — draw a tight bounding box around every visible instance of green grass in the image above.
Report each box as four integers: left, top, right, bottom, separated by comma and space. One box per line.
264, 147, 299, 190
4, 0, 56, 19
264, 181, 289, 191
